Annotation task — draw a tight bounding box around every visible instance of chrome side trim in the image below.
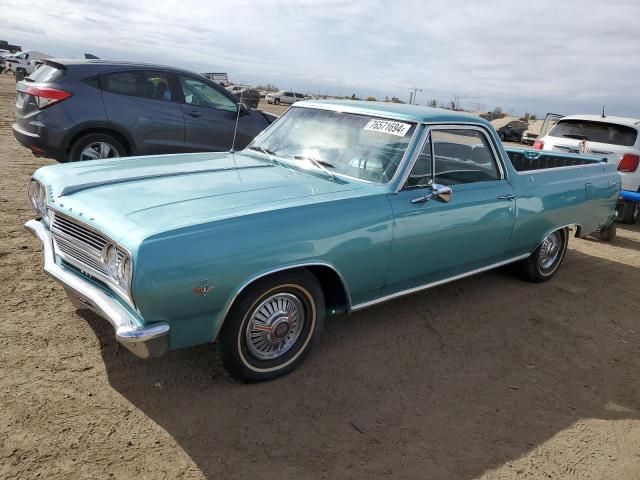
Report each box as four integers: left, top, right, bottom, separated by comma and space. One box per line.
213, 261, 352, 341
25, 219, 169, 358
350, 254, 530, 311
514, 162, 608, 174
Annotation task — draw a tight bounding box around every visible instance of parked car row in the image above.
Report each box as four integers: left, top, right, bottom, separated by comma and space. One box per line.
12, 59, 276, 161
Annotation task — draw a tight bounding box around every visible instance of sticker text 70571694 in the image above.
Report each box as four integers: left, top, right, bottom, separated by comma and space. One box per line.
363, 119, 412, 137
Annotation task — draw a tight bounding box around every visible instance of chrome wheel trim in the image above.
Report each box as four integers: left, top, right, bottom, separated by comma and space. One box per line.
539, 231, 562, 271
80, 142, 120, 161
245, 292, 305, 361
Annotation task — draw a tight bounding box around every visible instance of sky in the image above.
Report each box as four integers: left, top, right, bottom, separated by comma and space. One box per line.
3, 0, 640, 116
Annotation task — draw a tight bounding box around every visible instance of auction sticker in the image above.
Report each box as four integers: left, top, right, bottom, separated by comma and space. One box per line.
363, 119, 411, 137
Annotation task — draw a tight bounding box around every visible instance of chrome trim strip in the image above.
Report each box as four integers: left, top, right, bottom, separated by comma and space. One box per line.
25, 219, 168, 358
213, 261, 352, 341
350, 253, 531, 311
514, 162, 608, 174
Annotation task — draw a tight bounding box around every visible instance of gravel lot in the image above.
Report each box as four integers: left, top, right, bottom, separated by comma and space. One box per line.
1, 74, 640, 479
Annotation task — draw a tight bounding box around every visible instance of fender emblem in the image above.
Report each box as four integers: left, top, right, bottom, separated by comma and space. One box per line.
193, 280, 214, 297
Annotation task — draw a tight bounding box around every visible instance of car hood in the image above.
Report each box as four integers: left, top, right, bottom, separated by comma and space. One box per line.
34, 151, 369, 247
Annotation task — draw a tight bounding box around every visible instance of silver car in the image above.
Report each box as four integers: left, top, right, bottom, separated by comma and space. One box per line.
266, 91, 305, 105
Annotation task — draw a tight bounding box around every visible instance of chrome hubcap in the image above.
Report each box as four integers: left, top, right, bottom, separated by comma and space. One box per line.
539, 231, 562, 270
245, 293, 304, 361
80, 142, 119, 161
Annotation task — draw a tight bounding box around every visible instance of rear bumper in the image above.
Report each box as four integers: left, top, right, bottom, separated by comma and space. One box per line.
13, 122, 65, 160
25, 219, 169, 358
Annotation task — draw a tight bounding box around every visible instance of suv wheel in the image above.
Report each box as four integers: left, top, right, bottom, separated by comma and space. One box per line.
69, 133, 126, 162
620, 200, 640, 225
274, 98, 280, 105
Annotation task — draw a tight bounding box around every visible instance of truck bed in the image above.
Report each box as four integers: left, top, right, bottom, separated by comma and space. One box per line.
505, 148, 606, 172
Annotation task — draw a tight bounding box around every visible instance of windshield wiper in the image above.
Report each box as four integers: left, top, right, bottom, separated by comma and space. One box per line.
293, 155, 337, 180
247, 145, 282, 166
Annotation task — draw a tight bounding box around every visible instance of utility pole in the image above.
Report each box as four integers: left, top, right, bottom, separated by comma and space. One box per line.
409, 88, 422, 105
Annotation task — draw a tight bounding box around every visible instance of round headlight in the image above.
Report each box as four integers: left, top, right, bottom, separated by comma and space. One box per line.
102, 244, 118, 277
28, 180, 47, 217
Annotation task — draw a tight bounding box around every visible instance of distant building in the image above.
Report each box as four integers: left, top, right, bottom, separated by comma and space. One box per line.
0, 40, 22, 53
202, 72, 229, 86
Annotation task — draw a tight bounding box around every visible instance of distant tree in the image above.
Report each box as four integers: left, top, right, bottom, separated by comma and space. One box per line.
365, 96, 377, 101
351, 94, 356, 100
255, 84, 278, 92
390, 96, 405, 104
385, 96, 389, 102
427, 99, 437, 108
448, 100, 456, 110
529, 114, 537, 121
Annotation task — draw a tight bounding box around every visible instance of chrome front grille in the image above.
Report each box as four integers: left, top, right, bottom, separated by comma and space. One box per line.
51, 212, 109, 276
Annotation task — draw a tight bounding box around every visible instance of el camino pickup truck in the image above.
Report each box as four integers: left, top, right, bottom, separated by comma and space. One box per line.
25, 101, 620, 381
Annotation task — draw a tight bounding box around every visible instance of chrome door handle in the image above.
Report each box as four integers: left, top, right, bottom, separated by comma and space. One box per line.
497, 194, 517, 201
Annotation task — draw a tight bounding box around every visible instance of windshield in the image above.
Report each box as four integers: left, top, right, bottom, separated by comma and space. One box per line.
248, 107, 417, 183
548, 119, 638, 146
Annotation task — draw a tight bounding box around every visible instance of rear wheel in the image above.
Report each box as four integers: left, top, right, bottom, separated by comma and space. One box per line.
68, 133, 126, 162
274, 98, 280, 105
219, 270, 325, 382
521, 228, 568, 282
619, 200, 640, 224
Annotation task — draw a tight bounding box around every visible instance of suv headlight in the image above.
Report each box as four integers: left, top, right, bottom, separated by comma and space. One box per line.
28, 180, 48, 219
101, 243, 132, 289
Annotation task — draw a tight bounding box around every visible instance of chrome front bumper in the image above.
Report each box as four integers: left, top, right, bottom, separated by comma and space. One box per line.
25, 219, 169, 358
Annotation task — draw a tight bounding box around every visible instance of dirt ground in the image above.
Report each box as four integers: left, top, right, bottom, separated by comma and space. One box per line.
1, 73, 640, 480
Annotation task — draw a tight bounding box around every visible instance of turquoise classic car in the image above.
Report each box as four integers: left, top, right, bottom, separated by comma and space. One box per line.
25, 101, 620, 381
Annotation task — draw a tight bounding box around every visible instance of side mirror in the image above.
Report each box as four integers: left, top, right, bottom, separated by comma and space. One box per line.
410, 183, 452, 204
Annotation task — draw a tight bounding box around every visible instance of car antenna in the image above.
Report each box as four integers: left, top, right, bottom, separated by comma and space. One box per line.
602, 105, 606, 118
230, 89, 244, 153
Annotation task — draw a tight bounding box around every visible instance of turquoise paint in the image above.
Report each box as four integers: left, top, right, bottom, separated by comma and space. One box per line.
31, 103, 620, 351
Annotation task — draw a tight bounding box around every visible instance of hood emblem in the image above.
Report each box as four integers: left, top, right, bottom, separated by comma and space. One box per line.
193, 279, 214, 297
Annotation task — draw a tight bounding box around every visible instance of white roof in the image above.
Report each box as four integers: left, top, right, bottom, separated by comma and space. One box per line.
560, 114, 640, 128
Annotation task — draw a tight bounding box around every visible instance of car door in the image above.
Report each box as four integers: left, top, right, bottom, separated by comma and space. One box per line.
384, 126, 517, 295
178, 75, 257, 152
100, 70, 185, 155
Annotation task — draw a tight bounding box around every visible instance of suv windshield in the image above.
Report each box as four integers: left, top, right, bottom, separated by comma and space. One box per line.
549, 119, 638, 146
248, 107, 416, 183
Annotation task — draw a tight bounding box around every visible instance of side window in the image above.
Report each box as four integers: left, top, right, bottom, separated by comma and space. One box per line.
432, 129, 500, 185
284, 91, 293, 97
103, 72, 137, 96
179, 76, 237, 112
405, 135, 433, 188
295, 93, 304, 99
102, 71, 172, 101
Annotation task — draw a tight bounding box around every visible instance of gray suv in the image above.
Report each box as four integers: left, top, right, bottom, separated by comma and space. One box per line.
13, 59, 275, 162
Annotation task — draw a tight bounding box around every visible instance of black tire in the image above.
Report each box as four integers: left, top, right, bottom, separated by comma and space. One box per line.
219, 270, 325, 382
619, 200, 639, 225
68, 133, 126, 162
521, 228, 568, 282
598, 222, 617, 242
498, 132, 506, 141
274, 98, 280, 105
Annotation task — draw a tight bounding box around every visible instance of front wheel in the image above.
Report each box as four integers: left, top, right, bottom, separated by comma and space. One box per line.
520, 228, 568, 282
219, 270, 325, 382
274, 98, 280, 105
